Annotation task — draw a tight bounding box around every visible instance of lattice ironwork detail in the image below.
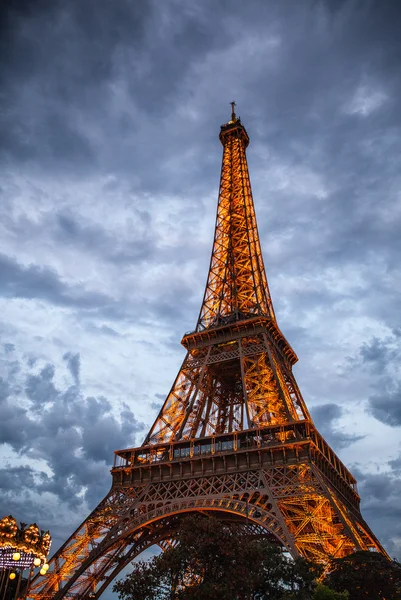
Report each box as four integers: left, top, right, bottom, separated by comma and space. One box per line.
28, 107, 388, 599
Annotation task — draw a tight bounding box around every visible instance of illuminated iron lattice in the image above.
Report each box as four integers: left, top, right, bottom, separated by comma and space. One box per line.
28, 106, 389, 600
0, 515, 51, 569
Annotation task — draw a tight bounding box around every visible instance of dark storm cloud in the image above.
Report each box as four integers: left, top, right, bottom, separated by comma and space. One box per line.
389, 453, 401, 474
0, 185, 206, 275
2, 0, 399, 326
0, 375, 43, 449
56, 212, 156, 264
63, 351, 80, 385
352, 466, 401, 559
369, 385, 401, 427
0, 252, 126, 315
360, 337, 397, 371
251, 0, 401, 149
0, 0, 224, 192
1, 0, 401, 572
0, 252, 196, 326
246, 2, 401, 329
311, 403, 364, 449
0, 0, 151, 172
350, 334, 401, 427
1, 0, 401, 199
0, 347, 144, 516
0, 465, 40, 494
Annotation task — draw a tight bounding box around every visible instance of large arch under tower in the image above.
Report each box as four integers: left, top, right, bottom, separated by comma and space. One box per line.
29, 108, 387, 599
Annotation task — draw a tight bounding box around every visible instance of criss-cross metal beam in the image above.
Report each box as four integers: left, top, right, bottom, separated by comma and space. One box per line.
28, 107, 389, 600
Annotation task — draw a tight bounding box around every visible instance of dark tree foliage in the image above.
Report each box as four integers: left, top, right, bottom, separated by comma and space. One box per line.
324, 551, 401, 600
313, 584, 349, 600
113, 514, 322, 600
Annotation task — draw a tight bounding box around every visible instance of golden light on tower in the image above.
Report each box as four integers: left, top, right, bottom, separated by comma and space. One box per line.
27, 105, 388, 599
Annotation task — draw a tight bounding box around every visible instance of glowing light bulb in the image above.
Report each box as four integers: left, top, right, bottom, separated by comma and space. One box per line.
43, 563, 49, 571
40, 568, 47, 576
9, 573, 16, 580
33, 557, 41, 567
13, 552, 21, 561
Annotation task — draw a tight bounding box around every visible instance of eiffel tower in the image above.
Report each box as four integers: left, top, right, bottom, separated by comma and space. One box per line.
29, 105, 388, 599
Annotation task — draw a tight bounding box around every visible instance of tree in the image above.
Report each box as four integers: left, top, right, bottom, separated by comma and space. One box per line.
313, 584, 349, 600
324, 551, 401, 600
113, 514, 322, 600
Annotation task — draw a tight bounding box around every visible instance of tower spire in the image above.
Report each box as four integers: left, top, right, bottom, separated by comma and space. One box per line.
145, 113, 305, 444
230, 100, 237, 122
196, 108, 275, 331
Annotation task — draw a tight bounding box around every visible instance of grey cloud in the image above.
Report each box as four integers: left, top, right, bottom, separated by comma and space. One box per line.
0, 376, 11, 402
243, 0, 401, 323
0, 375, 43, 451
0, 346, 144, 514
369, 384, 401, 427
150, 393, 165, 413
313, 403, 342, 423
98, 324, 120, 337
0, 252, 129, 319
84, 323, 122, 337
0, 465, 44, 494
360, 337, 396, 371
360, 473, 394, 502
0, 0, 151, 172
1, 111, 96, 171
26, 364, 58, 409
0, 204, 201, 327
352, 466, 401, 559
0, 194, 206, 279
63, 352, 80, 385
0, 470, 78, 554
1, 0, 401, 201
351, 334, 401, 427
389, 453, 401, 474
56, 212, 156, 265
1, 0, 401, 574
0, 467, 58, 531
311, 402, 365, 449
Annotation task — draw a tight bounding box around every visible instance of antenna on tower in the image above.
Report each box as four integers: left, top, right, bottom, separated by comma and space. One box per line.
230, 101, 237, 122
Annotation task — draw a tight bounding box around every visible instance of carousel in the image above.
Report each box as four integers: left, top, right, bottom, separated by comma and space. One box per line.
0, 516, 51, 600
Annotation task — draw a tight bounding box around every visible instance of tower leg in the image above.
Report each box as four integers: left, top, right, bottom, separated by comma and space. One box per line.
28, 445, 388, 599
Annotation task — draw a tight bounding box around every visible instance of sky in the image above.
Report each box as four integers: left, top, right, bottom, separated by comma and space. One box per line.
1, 0, 401, 594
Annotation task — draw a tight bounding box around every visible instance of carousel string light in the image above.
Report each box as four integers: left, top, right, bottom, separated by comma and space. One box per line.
0, 515, 52, 600
0, 516, 51, 570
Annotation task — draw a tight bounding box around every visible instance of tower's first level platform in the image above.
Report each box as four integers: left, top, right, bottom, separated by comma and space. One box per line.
113, 421, 359, 511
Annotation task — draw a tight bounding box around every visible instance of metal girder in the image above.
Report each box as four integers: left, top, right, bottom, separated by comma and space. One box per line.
145, 117, 304, 445
28, 111, 389, 599
145, 327, 310, 444
197, 120, 275, 331
29, 447, 387, 599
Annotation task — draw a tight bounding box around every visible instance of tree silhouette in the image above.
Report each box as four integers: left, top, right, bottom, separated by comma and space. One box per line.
324, 551, 401, 600
113, 514, 322, 600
